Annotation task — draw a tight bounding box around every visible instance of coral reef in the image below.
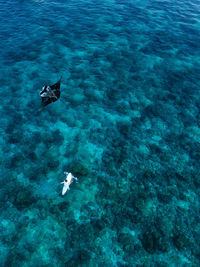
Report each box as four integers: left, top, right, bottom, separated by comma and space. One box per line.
0, 0, 200, 266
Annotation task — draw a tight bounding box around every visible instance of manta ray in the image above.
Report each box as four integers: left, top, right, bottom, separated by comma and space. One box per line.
39, 77, 61, 107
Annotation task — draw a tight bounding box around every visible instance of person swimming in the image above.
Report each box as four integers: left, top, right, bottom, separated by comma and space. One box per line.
60, 172, 78, 195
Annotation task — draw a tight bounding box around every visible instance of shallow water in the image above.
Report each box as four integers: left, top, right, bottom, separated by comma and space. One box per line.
1, 0, 200, 265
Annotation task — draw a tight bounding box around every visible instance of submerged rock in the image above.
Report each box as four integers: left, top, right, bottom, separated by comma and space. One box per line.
15, 190, 36, 210
67, 161, 89, 176
173, 231, 191, 251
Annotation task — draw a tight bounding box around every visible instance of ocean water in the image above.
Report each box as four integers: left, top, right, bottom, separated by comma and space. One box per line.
1, 0, 200, 265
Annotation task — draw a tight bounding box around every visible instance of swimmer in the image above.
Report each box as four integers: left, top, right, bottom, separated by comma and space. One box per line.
60, 172, 78, 195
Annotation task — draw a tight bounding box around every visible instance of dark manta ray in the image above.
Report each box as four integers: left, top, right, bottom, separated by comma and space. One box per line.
40, 78, 61, 107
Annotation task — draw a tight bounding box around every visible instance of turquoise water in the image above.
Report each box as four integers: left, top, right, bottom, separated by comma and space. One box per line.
1, 0, 200, 265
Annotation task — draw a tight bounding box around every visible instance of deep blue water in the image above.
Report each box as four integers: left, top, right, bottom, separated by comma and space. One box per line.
1, 0, 200, 265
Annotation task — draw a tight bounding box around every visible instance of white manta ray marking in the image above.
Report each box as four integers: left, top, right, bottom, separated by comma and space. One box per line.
60, 172, 78, 195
